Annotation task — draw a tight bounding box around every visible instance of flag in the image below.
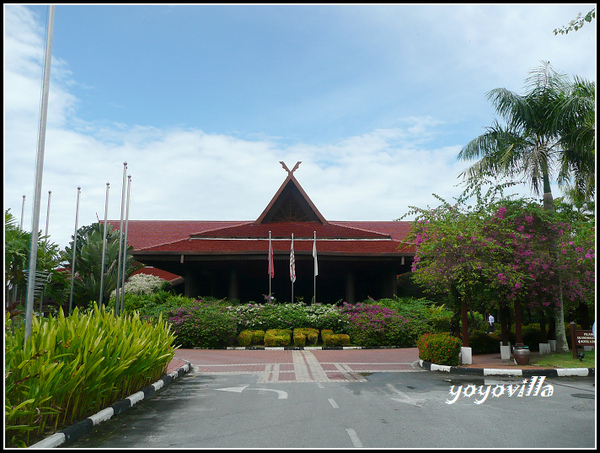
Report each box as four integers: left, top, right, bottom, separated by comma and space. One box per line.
313, 231, 318, 277
268, 231, 274, 278
290, 234, 296, 283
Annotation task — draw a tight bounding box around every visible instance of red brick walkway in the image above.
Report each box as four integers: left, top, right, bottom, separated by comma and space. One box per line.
167, 348, 422, 382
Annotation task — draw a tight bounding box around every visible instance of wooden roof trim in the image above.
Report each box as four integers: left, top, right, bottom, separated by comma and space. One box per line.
255, 173, 328, 225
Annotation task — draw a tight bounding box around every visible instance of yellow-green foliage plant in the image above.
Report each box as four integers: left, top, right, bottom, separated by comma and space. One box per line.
236, 329, 266, 346
264, 329, 291, 347
4, 306, 177, 448
294, 328, 318, 345
321, 329, 350, 347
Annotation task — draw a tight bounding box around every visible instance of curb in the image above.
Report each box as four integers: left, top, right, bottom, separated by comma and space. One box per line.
418, 359, 595, 377
28, 361, 192, 449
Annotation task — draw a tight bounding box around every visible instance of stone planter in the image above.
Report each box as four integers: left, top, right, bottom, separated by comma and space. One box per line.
539, 343, 551, 355
548, 339, 557, 352
460, 346, 472, 365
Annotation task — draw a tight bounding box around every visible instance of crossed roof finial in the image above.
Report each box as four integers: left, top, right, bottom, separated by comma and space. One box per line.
280, 161, 301, 176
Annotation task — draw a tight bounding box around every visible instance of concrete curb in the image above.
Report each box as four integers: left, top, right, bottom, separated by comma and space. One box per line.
28, 361, 192, 449
418, 359, 595, 377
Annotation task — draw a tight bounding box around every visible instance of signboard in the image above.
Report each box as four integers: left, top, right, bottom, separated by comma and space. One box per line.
575, 330, 595, 346
570, 323, 595, 359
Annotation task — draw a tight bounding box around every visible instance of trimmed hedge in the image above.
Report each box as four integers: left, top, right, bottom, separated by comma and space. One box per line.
264, 329, 292, 347
416, 333, 462, 366
237, 329, 266, 346
321, 329, 351, 347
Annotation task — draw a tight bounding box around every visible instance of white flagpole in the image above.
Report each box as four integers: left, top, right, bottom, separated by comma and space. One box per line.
69, 187, 81, 314
39, 190, 52, 312
44, 191, 52, 237
99, 182, 110, 309
115, 162, 127, 316
290, 233, 296, 303
20, 195, 26, 229
119, 175, 132, 315
24, 5, 55, 345
268, 230, 273, 298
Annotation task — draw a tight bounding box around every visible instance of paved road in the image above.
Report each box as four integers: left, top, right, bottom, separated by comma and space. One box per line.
67, 349, 596, 449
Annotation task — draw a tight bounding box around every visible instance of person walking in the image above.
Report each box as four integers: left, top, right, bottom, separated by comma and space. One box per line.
488, 313, 495, 332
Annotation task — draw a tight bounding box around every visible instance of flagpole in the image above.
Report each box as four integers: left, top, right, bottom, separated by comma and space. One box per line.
268, 230, 273, 298
69, 187, 81, 314
115, 162, 127, 316
99, 182, 110, 309
290, 233, 295, 303
24, 5, 55, 345
119, 175, 132, 315
313, 231, 317, 305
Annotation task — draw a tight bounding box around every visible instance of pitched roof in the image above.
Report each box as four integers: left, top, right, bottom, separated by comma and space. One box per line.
108, 165, 415, 257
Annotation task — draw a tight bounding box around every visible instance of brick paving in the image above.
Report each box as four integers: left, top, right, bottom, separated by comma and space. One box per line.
168, 348, 422, 383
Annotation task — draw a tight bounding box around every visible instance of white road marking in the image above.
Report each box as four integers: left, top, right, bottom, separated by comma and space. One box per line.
328, 398, 339, 409
346, 428, 363, 448
386, 383, 426, 407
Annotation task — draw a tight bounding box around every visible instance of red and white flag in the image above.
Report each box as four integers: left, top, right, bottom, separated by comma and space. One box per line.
313, 231, 318, 277
268, 231, 274, 278
290, 234, 296, 283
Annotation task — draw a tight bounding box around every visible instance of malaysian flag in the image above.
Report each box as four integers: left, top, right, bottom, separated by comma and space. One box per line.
268, 231, 274, 278
290, 233, 296, 283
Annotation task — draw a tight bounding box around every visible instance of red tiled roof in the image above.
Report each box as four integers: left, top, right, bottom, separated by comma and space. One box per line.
111, 219, 415, 255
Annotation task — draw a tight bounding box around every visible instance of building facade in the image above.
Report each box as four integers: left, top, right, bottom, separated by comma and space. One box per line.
113, 163, 415, 304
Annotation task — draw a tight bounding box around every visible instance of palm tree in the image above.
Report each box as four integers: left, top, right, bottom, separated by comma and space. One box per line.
457, 61, 595, 352
62, 223, 142, 310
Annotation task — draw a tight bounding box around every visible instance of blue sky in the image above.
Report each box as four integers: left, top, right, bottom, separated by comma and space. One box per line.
4, 4, 597, 249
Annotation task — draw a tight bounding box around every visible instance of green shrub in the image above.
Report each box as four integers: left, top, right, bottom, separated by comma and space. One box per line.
264, 329, 291, 346
251, 330, 265, 344
293, 332, 306, 347
323, 333, 351, 347
237, 330, 254, 346
229, 303, 349, 332
469, 330, 501, 354
341, 302, 413, 347
294, 327, 318, 345
236, 329, 265, 346
167, 305, 237, 348
416, 333, 462, 366
5, 307, 176, 448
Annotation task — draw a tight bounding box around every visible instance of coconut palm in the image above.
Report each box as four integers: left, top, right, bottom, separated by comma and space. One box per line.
457, 61, 595, 352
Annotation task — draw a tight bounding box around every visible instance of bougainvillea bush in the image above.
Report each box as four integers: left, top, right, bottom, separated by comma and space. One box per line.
167, 304, 237, 348
341, 302, 413, 347
416, 333, 462, 366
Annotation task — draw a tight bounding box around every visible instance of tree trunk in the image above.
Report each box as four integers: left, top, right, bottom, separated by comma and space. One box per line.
543, 186, 569, 352
539, 309, 548, 342
499, 303, 509, 346
514, 299, 523, 344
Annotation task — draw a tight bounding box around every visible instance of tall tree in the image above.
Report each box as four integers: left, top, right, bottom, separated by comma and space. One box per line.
457, 62, 595, 352
5, 209, 65, 310
61, 223, 142, 310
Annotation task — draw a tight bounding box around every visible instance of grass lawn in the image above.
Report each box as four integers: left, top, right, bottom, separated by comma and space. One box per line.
530, 350, 595, 368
